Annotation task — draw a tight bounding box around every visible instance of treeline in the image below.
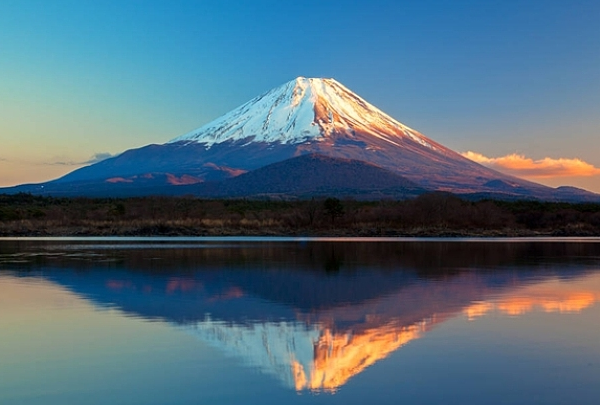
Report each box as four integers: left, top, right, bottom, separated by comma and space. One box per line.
1, 192, 600, 236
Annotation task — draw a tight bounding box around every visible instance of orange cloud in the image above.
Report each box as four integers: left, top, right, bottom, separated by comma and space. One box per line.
462, 151, 600, 178
464, 284, 600, 320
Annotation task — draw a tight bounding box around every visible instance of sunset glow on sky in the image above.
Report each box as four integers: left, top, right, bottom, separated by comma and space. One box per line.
1, 0, 599, 191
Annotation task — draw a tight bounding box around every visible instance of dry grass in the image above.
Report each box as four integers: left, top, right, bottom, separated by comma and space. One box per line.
1, 193, 600, 237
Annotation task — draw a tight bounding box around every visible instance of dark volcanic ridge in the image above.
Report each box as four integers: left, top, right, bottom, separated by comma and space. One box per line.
192, 154, 424, 199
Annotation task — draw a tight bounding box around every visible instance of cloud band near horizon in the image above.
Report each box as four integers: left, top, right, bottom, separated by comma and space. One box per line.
462, 151, 600, 178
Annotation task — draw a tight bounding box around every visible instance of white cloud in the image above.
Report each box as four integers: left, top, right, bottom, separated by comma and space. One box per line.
83, 152, 114, 164
45, 152, 115, 166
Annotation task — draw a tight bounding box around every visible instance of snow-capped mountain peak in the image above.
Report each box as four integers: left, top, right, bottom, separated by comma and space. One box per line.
168, 77, 436, 149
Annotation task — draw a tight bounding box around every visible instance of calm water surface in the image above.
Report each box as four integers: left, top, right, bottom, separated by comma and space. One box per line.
1, 238, 600, 405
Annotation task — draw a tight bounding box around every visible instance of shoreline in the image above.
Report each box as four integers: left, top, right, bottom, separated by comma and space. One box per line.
1, 225, 598, 238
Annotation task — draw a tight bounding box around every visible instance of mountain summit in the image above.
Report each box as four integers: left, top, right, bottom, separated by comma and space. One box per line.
3, 77, 599, 201
170, 77, 436, 150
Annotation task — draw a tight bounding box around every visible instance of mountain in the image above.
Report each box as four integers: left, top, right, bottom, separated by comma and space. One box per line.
2, 77, 599, 201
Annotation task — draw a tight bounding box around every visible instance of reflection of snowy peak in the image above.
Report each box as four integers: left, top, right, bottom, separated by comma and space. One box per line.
185, 317, 429, 392
186, 319, 321, 390
169, 77, 437, 149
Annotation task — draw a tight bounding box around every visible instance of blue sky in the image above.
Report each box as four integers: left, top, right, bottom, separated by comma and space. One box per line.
1, 0, 599, 190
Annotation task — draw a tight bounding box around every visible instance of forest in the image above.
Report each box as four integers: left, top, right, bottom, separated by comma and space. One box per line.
1, 192, 600, 236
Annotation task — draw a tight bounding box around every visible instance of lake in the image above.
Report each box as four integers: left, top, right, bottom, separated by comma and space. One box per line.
1, 238, 599, 405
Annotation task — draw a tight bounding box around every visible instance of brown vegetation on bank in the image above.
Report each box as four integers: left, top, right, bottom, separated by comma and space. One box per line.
1, 193, 600, 237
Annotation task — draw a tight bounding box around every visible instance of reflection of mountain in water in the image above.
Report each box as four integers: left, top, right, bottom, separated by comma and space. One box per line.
3, 240, 600, 392
187, 316, 429, 392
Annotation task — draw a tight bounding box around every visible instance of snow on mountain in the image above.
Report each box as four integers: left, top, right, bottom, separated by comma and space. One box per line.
169, 77, 437, 150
